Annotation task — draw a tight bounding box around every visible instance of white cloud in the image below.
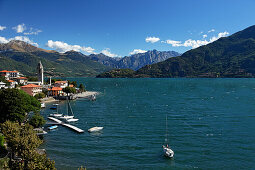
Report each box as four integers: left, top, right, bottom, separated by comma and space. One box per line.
46, 40, 95, 54
203, 34, 207, 38
145, 36, 160, 43
0, 36, 9, 43
162, 40, 182, 47
101, 48, 118, 57
129, 49, 147, 55
208, 29, 215, 33
24, 28, 42, 35
12, 23, 26, 33
0, 26, 6, 31
0, 35, 38, 46
164, 31, 229, 49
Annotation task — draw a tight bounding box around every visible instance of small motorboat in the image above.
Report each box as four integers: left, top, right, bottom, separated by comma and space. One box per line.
163, 145, 174, 158
48, 125, 58, 130
66, 118, 79, 122
88, 126, 103, 133
41, 103, 46, 108
50, 113, 63, 117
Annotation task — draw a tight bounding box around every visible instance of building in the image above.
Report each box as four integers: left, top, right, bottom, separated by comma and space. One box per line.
37, 61, 44, 85
48, 87, 63, 96
21, 84, 42, 96
16, 77, 28, 85
54, 81, 68, 88
7, 80, 17, 88
0, 70, 20, 80
0, 82, 6, 89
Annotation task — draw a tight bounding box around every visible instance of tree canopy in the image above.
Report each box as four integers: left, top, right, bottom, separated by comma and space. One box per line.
63, 87, 76, 95
0, 88, 41, 123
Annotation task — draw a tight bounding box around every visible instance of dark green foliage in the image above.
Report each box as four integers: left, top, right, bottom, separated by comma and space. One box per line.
96, 69, 137, 78
27, 76, 38, 81
29, 113, 46, 128
34, 92, 46, 99
0, 88, 41, 123
69, 81, 77, 87
0, 134, 4, 148
79, 84, 86, 92
1, 121, 55, 169
63, 87, 76, 95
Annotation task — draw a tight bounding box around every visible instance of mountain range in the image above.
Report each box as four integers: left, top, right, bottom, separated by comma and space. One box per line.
98, 25, 255, 78
0, 40, 179, 77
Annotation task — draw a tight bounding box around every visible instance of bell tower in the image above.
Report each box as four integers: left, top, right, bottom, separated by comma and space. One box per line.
37, 61, 44, 85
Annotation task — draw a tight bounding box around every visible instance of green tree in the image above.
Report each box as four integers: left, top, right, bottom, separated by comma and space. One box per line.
27, 76, 38, 81
63, 87, 76, 96
34, 92, 46, 99
1, 121, 56, 169
29, 113, 46, 128
0, 89, 41, 123
71, 81, 77, 87
79, 84, 85, 92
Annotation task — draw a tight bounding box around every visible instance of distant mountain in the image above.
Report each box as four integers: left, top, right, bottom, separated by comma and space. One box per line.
116, 50, 180, 70
0, 41, 111, 77
88, 50, 180, 70
97, 25, 255, 78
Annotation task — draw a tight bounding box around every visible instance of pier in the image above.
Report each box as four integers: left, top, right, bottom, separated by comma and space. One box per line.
47, 117, 84, 133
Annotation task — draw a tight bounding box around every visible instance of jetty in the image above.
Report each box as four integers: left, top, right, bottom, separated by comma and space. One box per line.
47, 117, 84, 133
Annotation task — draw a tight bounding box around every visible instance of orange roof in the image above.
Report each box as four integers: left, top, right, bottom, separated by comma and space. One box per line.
21, 84, 41, 88
50, 87, 63, 91
55, 81, 67, 84
8, 80, 15, 82
17, 77, 28, 79
69, 84, 74, 87
0, 70, 19, 73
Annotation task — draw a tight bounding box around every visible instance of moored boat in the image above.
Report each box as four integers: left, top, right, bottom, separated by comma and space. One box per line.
88, 126, 103, 133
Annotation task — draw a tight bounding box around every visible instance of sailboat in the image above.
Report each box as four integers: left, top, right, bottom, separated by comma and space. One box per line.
50, 104, 63, 117
162, 115, 174, 158
59, 99, 78, 122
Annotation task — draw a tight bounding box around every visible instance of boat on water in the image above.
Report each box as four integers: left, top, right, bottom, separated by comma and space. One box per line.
58, 98, 78, 122
88, 126, 103, 133
50, 103, 63, 117
48, 125, 58, 130
50, 103, 59, 110
163, 115, 174, 158
41, 103, 46, 108
90, 94, 96, 101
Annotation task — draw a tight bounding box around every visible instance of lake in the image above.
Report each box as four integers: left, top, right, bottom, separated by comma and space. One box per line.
41, 78, 255, 169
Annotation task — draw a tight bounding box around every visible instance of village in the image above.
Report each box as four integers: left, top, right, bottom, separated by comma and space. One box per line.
0, 61, 96, 103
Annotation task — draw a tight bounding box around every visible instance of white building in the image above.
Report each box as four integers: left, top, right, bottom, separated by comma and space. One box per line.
54, 81, 68, 88
0, 70, 20, 80
0, 81, 6, 89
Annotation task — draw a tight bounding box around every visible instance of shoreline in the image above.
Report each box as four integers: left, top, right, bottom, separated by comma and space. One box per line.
39, 91, 99, 103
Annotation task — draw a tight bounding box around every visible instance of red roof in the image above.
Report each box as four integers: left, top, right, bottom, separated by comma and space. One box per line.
8, 80, 15, 82
49, 87, 63, 91
21, 84, 41, 88
17, 77, 28, 79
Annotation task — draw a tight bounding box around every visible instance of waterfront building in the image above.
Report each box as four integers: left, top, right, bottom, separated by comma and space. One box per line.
16, 77, 28, 85
21, 84, 42, 96
54, 81, 68, 88
0, 70, 20, 80
37, 61, 44, 85
48, 87, 63, 96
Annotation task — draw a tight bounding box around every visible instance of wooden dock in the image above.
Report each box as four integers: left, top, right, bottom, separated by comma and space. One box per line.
47, 117, 84, 133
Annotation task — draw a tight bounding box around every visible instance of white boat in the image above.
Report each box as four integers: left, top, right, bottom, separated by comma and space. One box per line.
66, 118, 79, 122
163, 145, 174, 158
90, 94, 96, 101
163, 115, 174, 158
88, 126, 103, 133
41, 103, 45, 108
59, 115, 74, 120
50, 104, 63, 117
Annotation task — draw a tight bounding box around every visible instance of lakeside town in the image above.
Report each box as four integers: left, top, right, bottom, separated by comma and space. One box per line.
0, 61, 97, 103
0, 62, 96, 169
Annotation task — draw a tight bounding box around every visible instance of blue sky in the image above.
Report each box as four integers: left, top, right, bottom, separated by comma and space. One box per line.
0, 0, 255, 57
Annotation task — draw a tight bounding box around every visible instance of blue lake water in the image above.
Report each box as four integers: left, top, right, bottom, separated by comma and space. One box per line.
41, 78, 255, 169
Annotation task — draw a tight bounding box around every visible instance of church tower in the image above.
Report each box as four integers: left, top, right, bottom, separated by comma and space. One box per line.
37, 61, 44, 85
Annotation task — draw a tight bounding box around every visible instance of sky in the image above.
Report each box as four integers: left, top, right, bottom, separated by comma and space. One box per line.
0, 0, 255, 57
